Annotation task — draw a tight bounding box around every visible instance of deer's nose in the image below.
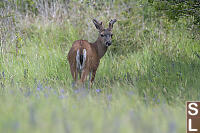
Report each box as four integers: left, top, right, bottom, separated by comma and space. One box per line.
106, 41, 112, 46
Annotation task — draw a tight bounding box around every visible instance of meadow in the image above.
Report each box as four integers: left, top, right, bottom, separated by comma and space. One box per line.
1, 0, 200, 132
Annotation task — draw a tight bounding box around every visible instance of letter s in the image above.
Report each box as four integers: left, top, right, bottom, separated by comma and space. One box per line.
188, 103, 198, 116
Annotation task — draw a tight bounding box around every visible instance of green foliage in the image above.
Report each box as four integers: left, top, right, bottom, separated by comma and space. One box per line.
1, 0, 38, 14
150, 0, 200, 25
1, 22, 78, 86
1, 0, 200, 132
0, 1, 4, 8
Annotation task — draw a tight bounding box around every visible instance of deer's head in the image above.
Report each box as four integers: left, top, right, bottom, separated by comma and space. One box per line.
93, 19, 117, 47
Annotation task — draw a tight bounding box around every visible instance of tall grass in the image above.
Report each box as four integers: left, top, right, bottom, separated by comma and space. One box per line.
0, 0, 199, 132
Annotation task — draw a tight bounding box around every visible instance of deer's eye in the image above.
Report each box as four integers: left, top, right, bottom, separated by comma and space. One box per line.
101, 34, 104, 37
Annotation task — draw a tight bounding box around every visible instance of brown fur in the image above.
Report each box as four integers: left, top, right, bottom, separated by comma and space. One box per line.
67, 19, 117, 88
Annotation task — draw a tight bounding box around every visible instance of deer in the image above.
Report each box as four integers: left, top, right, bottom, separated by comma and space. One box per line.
67, 19, 117, 89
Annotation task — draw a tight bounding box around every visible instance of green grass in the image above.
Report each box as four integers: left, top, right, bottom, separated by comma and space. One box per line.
0, 85, 185, 133
0, 21, 189, 133
1, 1, 200, 132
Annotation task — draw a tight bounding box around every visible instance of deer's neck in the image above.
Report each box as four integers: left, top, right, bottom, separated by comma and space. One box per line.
92, 37, 108, 59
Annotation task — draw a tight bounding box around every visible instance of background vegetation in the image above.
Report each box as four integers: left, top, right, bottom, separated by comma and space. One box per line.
1, 0, 200, 132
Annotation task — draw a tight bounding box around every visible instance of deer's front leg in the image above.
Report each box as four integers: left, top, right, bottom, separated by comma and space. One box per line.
89, 70, 96, 89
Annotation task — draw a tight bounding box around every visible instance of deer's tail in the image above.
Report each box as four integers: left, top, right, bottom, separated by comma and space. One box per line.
76, 49, 86, 72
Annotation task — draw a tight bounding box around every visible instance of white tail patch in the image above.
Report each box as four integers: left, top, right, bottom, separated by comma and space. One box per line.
82, 49, 87, 69
76, 49, 80, 70
76, 49, 87, 72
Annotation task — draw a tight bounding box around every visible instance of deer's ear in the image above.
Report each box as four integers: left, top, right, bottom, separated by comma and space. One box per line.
109, 19, 117, 30
93, 19, 103, 30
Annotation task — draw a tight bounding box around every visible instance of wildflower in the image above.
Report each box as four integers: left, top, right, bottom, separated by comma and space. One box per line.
96, 89, 101, 93
59, 95, 65, 99
2, 71, 5, 78
127, 90, 134, 96
60, 89, 65, 93
157, 99, 160, 103
37, 87, 40, 91
53, 90, 57, 95
74, 89, 80, 94
44, 93, 48, 98
37, 83, 43, 91
107, 94, 112, 101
